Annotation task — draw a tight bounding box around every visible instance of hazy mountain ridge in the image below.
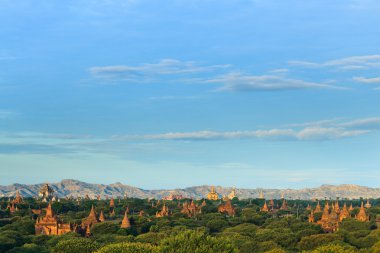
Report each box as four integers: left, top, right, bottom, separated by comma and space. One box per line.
0, 179, 379, 200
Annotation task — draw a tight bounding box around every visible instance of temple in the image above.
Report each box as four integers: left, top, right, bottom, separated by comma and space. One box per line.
12, 191, 23, 204
218, 199, 235, 216
121, 210, 131, 228
181, 200, 204, 217
35, 203, 71, 235
81, 205, 100, 232
258, 190, 265, 199
207, 186, 219, 200
156, 203, 170, 217
228, 188, 237, 200
355, 202, 369, 222
309, 201, 370, 232
261, 201, 269, 212
314, 201, 322, 213
99, 210, 105, 222
316, 202, 339, 233
39, 184, 55, 202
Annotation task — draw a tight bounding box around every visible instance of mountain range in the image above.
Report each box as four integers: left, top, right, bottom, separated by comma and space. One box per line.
1, 179, 380, 200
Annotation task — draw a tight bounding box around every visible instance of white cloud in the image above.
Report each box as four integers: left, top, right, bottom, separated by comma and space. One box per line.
340, 117, 380, 130
141, 127, 369, 141
289, 55, 380, 70
89, 59, 230, 82
296, 127, 369, 140
205, 73, 343, 91
143, 129, 295, 140
353, 77, 380, 84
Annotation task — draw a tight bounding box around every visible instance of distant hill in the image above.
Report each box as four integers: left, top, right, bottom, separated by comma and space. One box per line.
1, 179, 379, 200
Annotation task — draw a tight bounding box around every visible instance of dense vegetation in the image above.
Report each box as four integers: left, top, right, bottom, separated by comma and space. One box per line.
1, 197, 380, 252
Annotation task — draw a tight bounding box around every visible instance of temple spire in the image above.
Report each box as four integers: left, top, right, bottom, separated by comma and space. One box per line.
121, 210, 131, 228
88, 205, 97, 220
46, 203, 54, 217
99, 210, 105, 222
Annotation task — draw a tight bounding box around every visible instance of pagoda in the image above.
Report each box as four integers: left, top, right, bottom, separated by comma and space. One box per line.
228, 188, 237, 200
12, 191, 23, 204
316, 202, 339, 233
280, 199, 288, 210
81, 205, 100, 230
156, 203, 169, 217
207, 186, 219, 200
339, 203, 350, 221
355, 202, 369, 222
314, 201, 322, 213
308, 210, 315, 223
35, 203, 71, 235
120, 210, 131, 228
365, 199, 372, 209
110, 198, 115, 208
258, 190, 265, 199
99, 210, 105, 222
261, 201, 269, 212
218, 199, 235, 216
181, 200, 202, 217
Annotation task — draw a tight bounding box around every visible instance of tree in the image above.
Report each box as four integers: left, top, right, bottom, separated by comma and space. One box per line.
0, 230, 25, 252
7, 243, 49, 253
53, 238, 101, 253
298, 234, 343, 251
96, 242, 158, 253
91, 222, 120, 236
307, 244, 357, 253
223, 223, 257, 237
159, 230, 237, 253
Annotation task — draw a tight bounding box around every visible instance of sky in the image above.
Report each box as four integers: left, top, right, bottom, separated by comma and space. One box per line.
0, 0, 380, 189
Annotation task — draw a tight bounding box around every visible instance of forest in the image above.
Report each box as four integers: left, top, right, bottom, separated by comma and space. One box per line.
1, 196, 380, 253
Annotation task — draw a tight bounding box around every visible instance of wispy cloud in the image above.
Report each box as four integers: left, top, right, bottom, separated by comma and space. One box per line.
0, 117, 379, 155
139, 127, 368, 141
353, 77, 380, 84
87, 59, 349, 91
89, 59, 230, 82
289, 55, 380, 70
204, 73, 343, 91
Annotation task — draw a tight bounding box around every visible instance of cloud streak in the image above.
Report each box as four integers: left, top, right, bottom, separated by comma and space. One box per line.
289, 55, 380, 70
89, 59, 230, 82
88, 59, 348, 91
0, 117, 379, 155
353, 77, 380, 84
204, 73, 343, 91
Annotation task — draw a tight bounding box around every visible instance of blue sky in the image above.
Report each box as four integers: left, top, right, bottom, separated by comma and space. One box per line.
0, 0, 380, 189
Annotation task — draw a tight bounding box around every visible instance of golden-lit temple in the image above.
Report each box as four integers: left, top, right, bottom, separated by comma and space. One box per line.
12, 191, 23, 204
121, 210, 131, 228
81, 205, 100, 231
181, 200, 205, 217
207, 186, 219, 200
218, 199, 235, 216
309, 200, 370, 232
317, 202, 339, 233
228, 188, 237, 200
99, 210, 105, 222
355, 202, 369, 222
156, 203, 170, 217
35, 203, 71, 235
261, 201, 269, 212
